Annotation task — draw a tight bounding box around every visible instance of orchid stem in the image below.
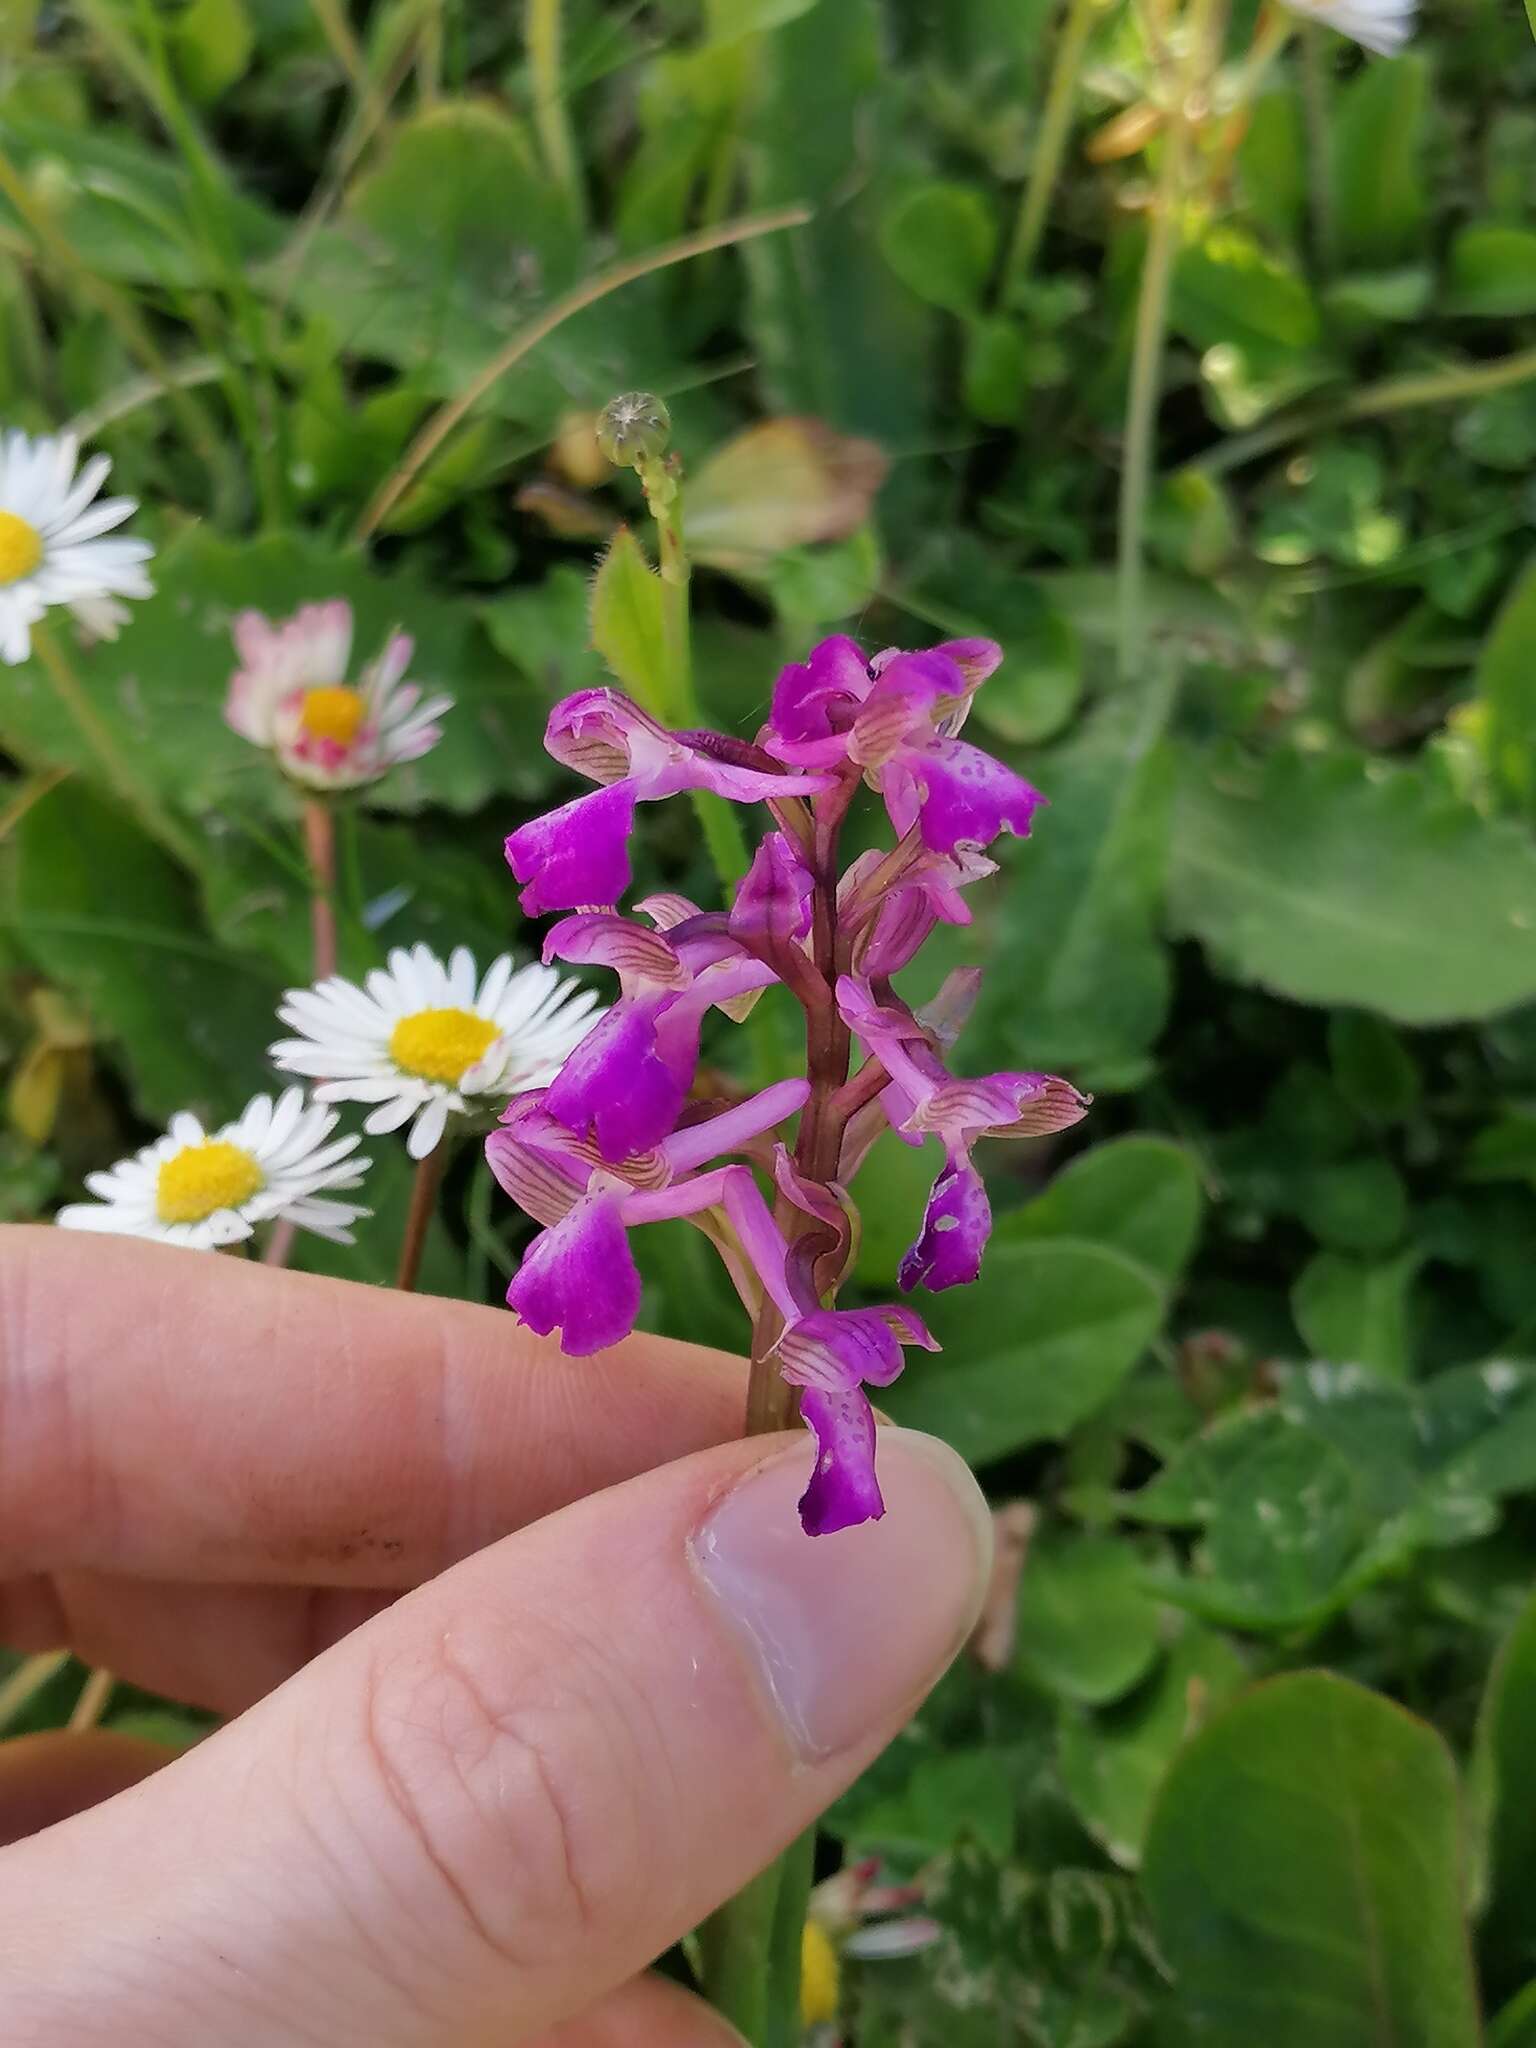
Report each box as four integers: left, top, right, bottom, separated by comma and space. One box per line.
1001, 0, 1100, 303
396, 1143, 447, 1292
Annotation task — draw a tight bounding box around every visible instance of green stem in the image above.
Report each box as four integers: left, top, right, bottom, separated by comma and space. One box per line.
1301, 23, 1336, 276
698, 1829, 814, 2047
636, 452, 751, 895
527, 0, 585, 223
0, 1651, 69, 1736
30, 625, 200, 869
1115, 0, 1224, 681
1000, 0, 1100, 304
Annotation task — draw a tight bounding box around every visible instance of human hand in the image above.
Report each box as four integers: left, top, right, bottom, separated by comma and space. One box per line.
0, 1227, 990, 2046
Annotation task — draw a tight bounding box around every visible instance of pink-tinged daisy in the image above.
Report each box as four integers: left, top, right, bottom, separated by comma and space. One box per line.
270, 944, 603, 1160
0, 428, 154, 664
224, 599, 453, 792
55, 1089, 370, 1251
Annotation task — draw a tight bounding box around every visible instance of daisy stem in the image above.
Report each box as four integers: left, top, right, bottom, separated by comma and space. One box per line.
999, 0, 1101, 305
1301, 23, 1337, 276
0, 1651, 69, 1736
30, 627, 201, 870
68, 1666, 115, 1732
302, 797, 340, 982
396, 1142, 448, 1292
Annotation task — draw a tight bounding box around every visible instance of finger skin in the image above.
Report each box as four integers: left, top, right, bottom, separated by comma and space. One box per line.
0, 1226, 745, 1586
0, 1431, 988, 2047
527, 1975, 747, 2048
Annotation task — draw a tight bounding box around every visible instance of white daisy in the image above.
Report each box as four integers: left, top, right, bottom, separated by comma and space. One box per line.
55, 1089, 371, 1252
0, 428, 154, 665
270, 944, 603, 1160
224, 599, 454, 792
1281, 0, 1414, 54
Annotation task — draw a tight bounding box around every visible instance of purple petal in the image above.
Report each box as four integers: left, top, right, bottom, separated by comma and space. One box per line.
799, 1387, 885, 1535
849, 650, 964, 768
764, 634, 871, 766
544, 688, 669, 784
542, 912, 690, 993
729, 831, 815, 950
543, 998, 689, 1160
891, 738, 1044, 856
505, 1197, 641, 1355
661, 1080, 811, 1173
899, 1160, 992, 1293
505, 782, 638, 917
776, 1304, 938, 1393
484, 1126, 585, 1228
917, 1071, 1090, 1144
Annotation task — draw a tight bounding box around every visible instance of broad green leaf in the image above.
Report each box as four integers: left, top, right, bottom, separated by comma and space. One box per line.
4, 783, 280, 1122
1292, 1250, 1419, 1379
590, 526, 670, 711
969, 696, 1174, 1085
878, 182, 998, 315
480, 566, 607, 703
1474, 1587, 1536, 2000
0, 529, 554, 822
881, 1241, 1165, 1464
1168, 748, 1536, 1025
1197, 1424, 1364, 1626
1059, 1628, 1246, 1867
1124, 1408, 1296, 1528
1478, 552, 1536, 815
851, 1128, 943, 1289
1444, 226, 1536, 318
1144, 1673, 1481, 2048
1001, 1135, 1202, 1285
742, 0, 934, 447
1331, 56, 1430, 268
1296, 1159, 1407, 1255
0, 115, 282, 287
1015, 1532, 1166, 1705
1171, 224, 1320, 353
847, 1750, 1015, 1861
905, 535, 1082, 747
1327, 1012, 1422, 1123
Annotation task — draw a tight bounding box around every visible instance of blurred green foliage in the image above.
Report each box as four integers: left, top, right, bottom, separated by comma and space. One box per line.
6, 0, 1536, 2040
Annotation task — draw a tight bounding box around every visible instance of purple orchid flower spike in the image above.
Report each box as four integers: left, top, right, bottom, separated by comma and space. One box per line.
488, 1080, 809, 1355
505, 688, 833, 915
492, 622, 1090, 1535
838, 973, 1090, 1292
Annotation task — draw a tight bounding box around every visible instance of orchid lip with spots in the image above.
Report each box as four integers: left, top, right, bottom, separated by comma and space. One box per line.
491, 634, 1090, 1535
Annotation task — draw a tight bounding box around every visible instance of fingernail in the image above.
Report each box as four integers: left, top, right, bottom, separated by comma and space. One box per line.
690, 1429, 993, 1762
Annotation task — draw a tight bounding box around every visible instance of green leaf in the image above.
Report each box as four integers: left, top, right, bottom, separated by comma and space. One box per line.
1490, 1984, 1536, 2048
849, 1750, 1016, 1861
1168, 748, 1536, 1025
590, 526, 670, 712
1475, 1587, 1536, 2000
1059, 1628, 1246, 1867
1015, 1532, 1166, 1706
4, 782, 281, 1122
1327, 1012, 1422, 1123
1171, 224, 1321, 353
1478, 552, 1536, 815
1001, 1135, 1202, 1285
1296, 1159, 1407, 1255
1293, 1250, 1419, 1379
1144, 1673, 1481, 2048
1198, 1425, 1364, 1626
962, 313, 1029, 425
1444, 225, 1536, 318
881, 1241, 1165, 1464
1331, 56, 1430, 268
906, 536, 1082, 747
878, 181, 998, 315
969, 696, 1174, 1085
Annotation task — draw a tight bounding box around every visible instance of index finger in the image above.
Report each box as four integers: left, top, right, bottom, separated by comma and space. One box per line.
0, 1226, 746, 1587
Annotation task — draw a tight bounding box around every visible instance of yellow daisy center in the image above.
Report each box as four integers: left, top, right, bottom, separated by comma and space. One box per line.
298, 684, 367, 746
0, 510, 44, 587
389, 1006, 498, 1086
800, 1921, 840, 2027
155, 1139, 265, 1224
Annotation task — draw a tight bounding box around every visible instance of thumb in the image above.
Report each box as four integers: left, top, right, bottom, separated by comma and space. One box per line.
0, 1428, 990, 2046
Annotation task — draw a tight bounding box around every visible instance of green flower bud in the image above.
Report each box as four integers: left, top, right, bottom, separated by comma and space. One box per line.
596, 392, 672, 469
